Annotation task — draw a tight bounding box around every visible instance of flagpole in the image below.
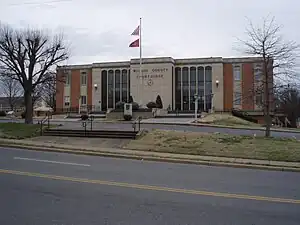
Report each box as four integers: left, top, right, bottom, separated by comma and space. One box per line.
139, 17, 142, 106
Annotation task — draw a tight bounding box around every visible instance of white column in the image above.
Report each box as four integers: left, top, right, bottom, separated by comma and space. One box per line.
180, 67, 183, 110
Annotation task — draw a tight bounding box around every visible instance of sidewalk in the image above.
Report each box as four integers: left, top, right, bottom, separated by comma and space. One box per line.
0, 138, 299, 172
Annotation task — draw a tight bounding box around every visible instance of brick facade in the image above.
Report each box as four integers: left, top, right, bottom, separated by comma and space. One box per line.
56, 57, 268, 113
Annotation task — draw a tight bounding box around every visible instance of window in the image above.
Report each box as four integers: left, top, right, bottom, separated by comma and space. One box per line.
121, 69, 128, 103
101, 70, 108, 110
234, 92, 242, 105
65, 73, 71, 85
255, 94, 263, 106
108, 70, 114, 108
254, 64, 262, 81
234, 65, 241, 81
175, 67, 181, 110
81, 72, 87, 86
197, 66, 205, 111
190, 67, 196, 110
64, 96, 70, 106
115, 70, 121, 106
205, 66, 213, 111
81, 96, 87, 105
182, 67, 189, 110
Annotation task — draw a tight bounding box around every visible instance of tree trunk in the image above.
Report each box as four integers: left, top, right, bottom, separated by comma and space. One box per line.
264, 61, 271, 137
24, 91, 33, 124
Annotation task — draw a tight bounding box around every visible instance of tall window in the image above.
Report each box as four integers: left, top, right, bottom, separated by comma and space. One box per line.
205, 66, 212, 111
190, 67, 196, 110
65, 73, 71, 85
234, 92, 242, 105
175, 67, 181, 110
81, 95, 87, 105
101, 70, 107, 110
64, 96, 70, 107
182, 67, 189, 110
234, 65, 241, 81
107, 70, 114, 108
80, 72, 87, 86
115, 70, 121, 106
121, 69, 128, 102
197, 66, 204, 111
254, 64, 262, 81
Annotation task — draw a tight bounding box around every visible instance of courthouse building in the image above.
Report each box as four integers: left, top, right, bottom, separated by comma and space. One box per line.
56, 56, 265, 113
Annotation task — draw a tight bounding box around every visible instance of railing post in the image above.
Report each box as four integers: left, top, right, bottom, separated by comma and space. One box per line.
138, 117, 141, 132
40, 120, 43, 135
47, 113, 50, 129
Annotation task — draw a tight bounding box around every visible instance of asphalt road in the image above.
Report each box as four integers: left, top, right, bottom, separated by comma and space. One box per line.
1, 118, 300, 138
0, 147, 299, 225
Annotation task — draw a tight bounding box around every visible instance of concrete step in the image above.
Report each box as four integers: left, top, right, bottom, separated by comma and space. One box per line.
43, 129, 138, 139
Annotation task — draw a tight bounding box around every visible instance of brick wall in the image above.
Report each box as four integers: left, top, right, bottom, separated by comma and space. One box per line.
242, 63, 254, 110
56, 70, 64, 110
223, 63, 233, 110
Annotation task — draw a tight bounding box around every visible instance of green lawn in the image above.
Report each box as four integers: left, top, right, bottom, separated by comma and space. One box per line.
125, 130, 300, 162
0, 123, 41, 139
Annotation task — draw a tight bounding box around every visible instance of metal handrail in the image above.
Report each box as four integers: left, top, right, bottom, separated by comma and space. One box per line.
132, 116, 142, 132
40, 113, 50, 135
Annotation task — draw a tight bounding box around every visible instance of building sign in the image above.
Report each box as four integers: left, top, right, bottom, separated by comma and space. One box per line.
134, 68, 168, 79
136, 74, 163, 79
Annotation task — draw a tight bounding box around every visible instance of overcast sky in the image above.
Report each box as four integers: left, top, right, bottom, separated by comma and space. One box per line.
0, 0, 299, 65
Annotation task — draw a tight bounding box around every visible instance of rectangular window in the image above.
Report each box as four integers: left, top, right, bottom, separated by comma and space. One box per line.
255, 94, 263, 106
81, 96, 87, 105
254, 64, 262, 81
64, 96, 70, 106
234, 65, 241, 81
65, 73, 71, 85
81, 72, 87, 86
234, 92, 242, 105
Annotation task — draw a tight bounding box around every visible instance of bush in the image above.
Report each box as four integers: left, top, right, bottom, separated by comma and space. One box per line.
128, 95, 134, 103
81, 114, 89, 121
123, 114, 132, 121
0, 111, 6, 117
156, 95, 163, 109
146, 101, 157, 109
231, 109, 258, 123
21, 112, 26, 119
115, 101, 125, 109
132, 102, 139, 110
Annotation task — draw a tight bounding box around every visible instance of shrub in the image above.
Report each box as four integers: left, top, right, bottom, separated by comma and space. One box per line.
132, 102, 139, 110
156, 95, 163, 109
123, 114, 132, 121
81, 114, 89, 121
115, 101, 125, 109
0, 111, 6, 117
128, 95, 134, 103
21, 112, 26, 119
146, 101, 157, 109
231, 109, 258, 123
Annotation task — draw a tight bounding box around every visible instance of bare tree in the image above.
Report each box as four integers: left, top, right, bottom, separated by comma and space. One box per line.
0, 75, 23, 111
0, 24, 68, 123
35, 72, 57, 110
275, 84, 300, 128
238, 17, 299, 137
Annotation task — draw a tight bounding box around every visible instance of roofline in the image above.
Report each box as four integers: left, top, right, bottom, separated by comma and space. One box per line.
57, 56, 264, 70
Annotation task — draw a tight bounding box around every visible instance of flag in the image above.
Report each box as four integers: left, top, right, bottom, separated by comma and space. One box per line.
131, 25, 140, 36
129, 39, 139, 47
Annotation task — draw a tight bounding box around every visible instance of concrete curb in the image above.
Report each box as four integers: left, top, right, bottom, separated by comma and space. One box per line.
1, 142, 299, 172
88, 120, 300, 134
140, 121, 300, 134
